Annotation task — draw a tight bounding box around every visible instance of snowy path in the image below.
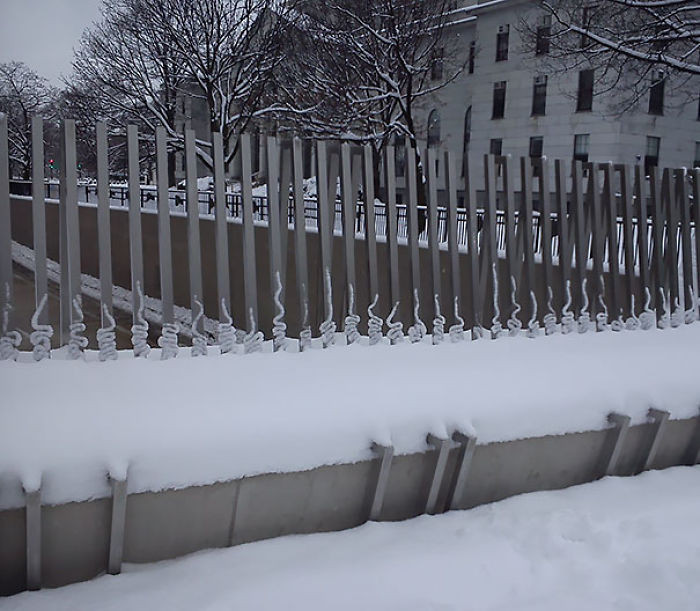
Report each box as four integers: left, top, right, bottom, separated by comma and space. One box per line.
2, 466, 699, 611
1, 324, 700, 510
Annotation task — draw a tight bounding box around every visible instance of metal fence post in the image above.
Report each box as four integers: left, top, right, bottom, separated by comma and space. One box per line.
0, 114, 13, 339
31, 116, 49, 325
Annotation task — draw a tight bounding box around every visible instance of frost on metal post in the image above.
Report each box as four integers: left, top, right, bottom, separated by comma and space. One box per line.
432, 294, 445, 345
526, 291, 540, 338
407, 288, 427, 343
658, 288, 671, 329
97, 304, 118, 362
543, 287, 557, 336
506, 276, 522, 337
386, 301, 404, 345
577, 278, 592, 333
639, 288, 656, 330
561, 280, 575, 334
272, 271, 288, 352
218, 299, 236, 355
158, 322, 179, 360
367, 294, 383, 346
0, 283, 21, 361
625, 294, 640, 331
684, 285, 699, 324
670, 297, 684, 328
67, 296, 88, 360
490, 263, 505, 339
448, 296, 465, 342
190, 297, 208, 357
244, 308, 263, 354
320, 268, 336, 348
344, 282, 361, 345
596, 276, 610, 332
30, 293, 53, 361
131, 281, 151, 358
299, 284, 312, 352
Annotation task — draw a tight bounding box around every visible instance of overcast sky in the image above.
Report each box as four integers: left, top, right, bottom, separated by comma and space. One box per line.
0, 0, 103, 84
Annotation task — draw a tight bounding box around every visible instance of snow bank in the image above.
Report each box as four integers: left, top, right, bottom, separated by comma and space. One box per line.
3, 466, 700, 611
1, 326, 699, 509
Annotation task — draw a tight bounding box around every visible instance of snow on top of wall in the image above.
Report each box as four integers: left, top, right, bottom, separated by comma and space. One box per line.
1, 325, 700, 509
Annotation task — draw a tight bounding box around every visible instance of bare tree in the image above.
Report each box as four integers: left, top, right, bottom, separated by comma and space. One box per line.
0, 62, 56, 179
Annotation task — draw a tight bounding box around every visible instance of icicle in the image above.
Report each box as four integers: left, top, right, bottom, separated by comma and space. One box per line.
30, 293, 53, 361
97, 304, 118, 361
131, 281, 151, 358
386, 301, 404, 344
561, 280, 575, 334
543, 286, 557, 336
67, 296, 88, 359
299, 284, 312, 352
670, 297, 683, 328
344, 282, 361, 345
190, 296, 208, 357
218, 298, 236, 354
432, 294, 445, 345
272, 271, 287, 352
577, 278, 592, 333
527, 290, 540, 338
243, 308, 264, 354
639, 287, 655, 330
158, 322, 179, 360
507, 276, 522, 337
449, 296, 465, 342
408, 288, 427, 343
625, 295, 640, 331
685, 285, 699, 324
319, 268, 336, 348
490, 263, 505, 339
658, 288, 671, 330
0, 283, 21, 361
368, 294, 383, 346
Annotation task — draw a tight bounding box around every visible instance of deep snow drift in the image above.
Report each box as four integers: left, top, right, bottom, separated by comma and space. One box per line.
1, 324, 699, 509
3, 466, 699, 611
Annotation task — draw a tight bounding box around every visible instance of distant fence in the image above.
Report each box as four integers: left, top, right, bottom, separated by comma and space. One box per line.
1, 114, 699, 362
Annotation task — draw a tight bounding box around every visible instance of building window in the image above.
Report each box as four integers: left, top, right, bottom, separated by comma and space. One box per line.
532, 75, 547, 116
496, 25, 509, 62
462, 106, 472, 176
576, 69, 594, 112
490, 139, 503, 156
492, 81, 506, 119
573, 134, 590, 162
694, 142, 700, 168
529, 136, 544, 158
535, 16, 551, 55
648, 72, 665, 115
394, 134, 406, 177
431, 48, 444, 81
427, 110, 441, 147
468, 41, 476, 74
645, 136, 660, 175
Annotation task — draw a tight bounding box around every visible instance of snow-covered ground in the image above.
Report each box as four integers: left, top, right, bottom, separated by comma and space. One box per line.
2, 466, 699, 611
1, 324, 699, 510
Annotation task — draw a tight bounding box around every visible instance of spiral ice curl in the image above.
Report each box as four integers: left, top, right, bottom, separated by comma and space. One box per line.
68, 296, 88, 359
158, 322, 179, 360
272, 272, 288, 352
448, 296, 465, 342
218, 299, 236, 355
625, 295, 640, 331
527, 290, 540, 338
386, 301, 404, 344
657, 288, 671, 330
97, 304, 118, 361
490, 263, 505, 339
577, 279, 591, 334
0, 287, 21, 360
685, 285, 698, 324
191, 297, 208, 357
131, 281, 151, 358
244, 308, 264, 354
344, 283, 361, 345
639, 288, 655, 330
507, 276, 522, 337
320, 268, 336, 348
30, 293, 53, 361
368, 294, 383, 346
408, 288, 427, 343
543, 287, 557, 336
432, 294, 445, 345
561, 280, 575, 335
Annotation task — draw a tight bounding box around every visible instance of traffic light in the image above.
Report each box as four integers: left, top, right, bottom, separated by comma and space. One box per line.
49, 158, 54, 169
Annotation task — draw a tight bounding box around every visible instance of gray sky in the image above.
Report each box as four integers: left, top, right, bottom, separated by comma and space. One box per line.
0, 0, 103, 84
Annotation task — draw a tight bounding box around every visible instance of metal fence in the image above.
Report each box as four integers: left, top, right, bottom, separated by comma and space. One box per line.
1, 114, 699, 362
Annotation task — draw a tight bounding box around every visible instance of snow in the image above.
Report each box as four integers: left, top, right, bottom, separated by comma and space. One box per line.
1, 323, 700, 510
3, 466, 700, 610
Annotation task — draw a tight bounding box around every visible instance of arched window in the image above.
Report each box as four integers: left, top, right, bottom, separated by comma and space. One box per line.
462, 106, 472, 176
427, 109, 440, 147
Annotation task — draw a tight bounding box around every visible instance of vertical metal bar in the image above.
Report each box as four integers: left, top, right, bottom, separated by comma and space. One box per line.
25, 488, 41, 591
384, 145, 400, 308
643, 409, 670, 472
465, 154, 481, 332
693, 169, 700, 298
369, 442, 393, 521
31, 116, 49, 321
341, 142, 357, 316
662, 168, 679, 310
211, 131, 230, 320
571, 161, 587, 312
155, 127, 174, 325
503, 156, 518, 285
96, 121, 113, 320
448, 432, 477, 511
619, 164, 636, 316
445, 150, 461, 324
127, 125, 144, 326
351, 150, 362, 236
519, 157, 536, 316
59, 119, 81, 344
605, 412, 631, 476
240, 133, 258, 330
539, 157, 554, 299
185, 131, 203, 330
480, 155, 498, 320
427, 147, 441, 320
635, 165, 651, 297
602, 162, 621, 320
676, 169, 693, 315
649, 167, 665, 311
292, 137, 310, 340
363, 144, 379, 302
108, 477, 128, 575
555, 159, 572, 287
425, 434, 451, 515
279, 142, 292, 290
588, 165, 606, 316
317, 140, 333, 324
0, 114, 14, 327
406, 144, 421, 311
267, 136, 283, 304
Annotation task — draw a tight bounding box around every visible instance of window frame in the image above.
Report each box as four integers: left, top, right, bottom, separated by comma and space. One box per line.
573, 133, 590, 163
531, 75, 548, 116
576, 69, 594, 112
492, 81, 507, 119
496, 25, 510, 62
